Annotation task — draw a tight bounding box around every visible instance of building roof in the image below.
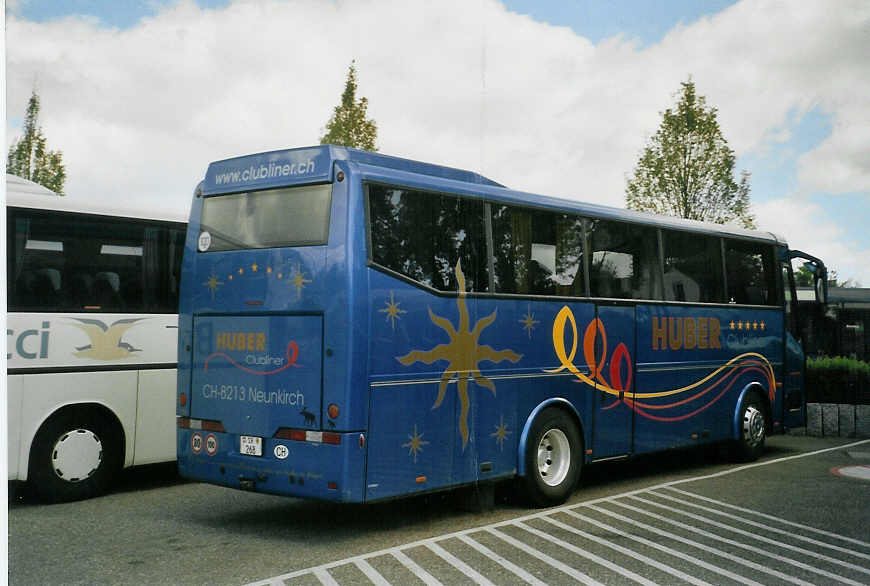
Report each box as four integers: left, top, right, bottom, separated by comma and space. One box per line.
798, 286, 870, 308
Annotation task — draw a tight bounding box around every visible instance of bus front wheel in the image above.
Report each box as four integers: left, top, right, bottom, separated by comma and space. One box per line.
733, 394, 766, 462
28, 408, 122, 503
520, 408, 581, 507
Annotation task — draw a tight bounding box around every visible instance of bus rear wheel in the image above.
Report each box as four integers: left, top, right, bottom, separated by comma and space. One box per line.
520, 408, 581, 507
29, 409, 122, 503
733, 394, 766, 462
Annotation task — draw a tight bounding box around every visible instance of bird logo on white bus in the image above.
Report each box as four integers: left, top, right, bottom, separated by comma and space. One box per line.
69, 318, 145, 360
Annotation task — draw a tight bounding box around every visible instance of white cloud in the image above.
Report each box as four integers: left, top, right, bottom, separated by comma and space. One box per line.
755, 197, 870, 286
6, 0, 869, 278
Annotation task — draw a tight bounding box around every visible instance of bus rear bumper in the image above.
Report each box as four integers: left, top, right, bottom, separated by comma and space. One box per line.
177, 429, 366, 502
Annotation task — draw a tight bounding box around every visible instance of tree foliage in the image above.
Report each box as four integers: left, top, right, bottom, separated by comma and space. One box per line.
826, 270, 861, 289
796, 266, 861, 289
320, 61, 378, 151
626, 80, 754, 229
7, 90, 67, 194
795, 265, 814, 287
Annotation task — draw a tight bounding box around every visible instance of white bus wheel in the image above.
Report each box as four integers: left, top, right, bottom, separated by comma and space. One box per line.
733, 394, 767, 462
520, 408, 582, 507
28, 409, 122, 503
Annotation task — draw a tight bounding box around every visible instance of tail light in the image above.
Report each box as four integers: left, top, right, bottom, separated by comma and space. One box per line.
273, 428, 341, 445
177, 417, 226, 432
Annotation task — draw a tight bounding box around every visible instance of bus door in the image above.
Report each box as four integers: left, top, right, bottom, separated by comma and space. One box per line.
591, 303, 634, 458
781, 261, 805, 428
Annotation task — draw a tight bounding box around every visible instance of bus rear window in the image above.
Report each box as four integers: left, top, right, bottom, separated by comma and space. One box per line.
199, 184, 332, 251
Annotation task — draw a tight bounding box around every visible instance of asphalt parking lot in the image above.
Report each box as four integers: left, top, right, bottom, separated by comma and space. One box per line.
9, 435, 870, 585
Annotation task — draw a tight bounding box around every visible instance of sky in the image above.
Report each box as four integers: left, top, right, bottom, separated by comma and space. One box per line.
5, 0, 870, 285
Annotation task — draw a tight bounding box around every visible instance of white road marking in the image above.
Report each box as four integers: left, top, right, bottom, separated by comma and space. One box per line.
581, 504, 814, 586
537, 516, 714, 586
391, 550, 442, 586
424, 542, 496, 586
557, 510, 766, 586
643, 491, 870, 577
354, 559, 390, 586
515, 521, 661, 586
834, 465, 870, 481
245, 438, 870, 586
455, 534, 548, 586
486, 527, 604, 585
664, 486, 870, 549
610, 497, 859, 585
313, 567, 339, 586
658, 487, 870, 560
630, 494, 870, 585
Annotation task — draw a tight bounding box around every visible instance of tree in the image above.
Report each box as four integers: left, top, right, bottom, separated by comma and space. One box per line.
795, 265, 814, 287
8, 90, 67, 194
320, 61, 378, 151
826, 270, 861, 289
626, 80, 754, 229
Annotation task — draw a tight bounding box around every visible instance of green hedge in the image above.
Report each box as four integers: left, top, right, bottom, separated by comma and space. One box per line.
806, 356, 870, 404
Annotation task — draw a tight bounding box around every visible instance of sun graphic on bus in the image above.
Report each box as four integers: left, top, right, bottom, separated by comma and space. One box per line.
397, 261, 522, 449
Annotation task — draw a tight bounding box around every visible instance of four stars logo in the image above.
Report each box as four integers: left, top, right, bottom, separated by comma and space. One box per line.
397, 261, 522, 449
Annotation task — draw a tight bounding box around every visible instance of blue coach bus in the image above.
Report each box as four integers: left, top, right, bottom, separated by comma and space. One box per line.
176, 145, 826, 506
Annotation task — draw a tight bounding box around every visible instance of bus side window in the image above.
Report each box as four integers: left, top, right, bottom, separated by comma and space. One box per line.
588, 219, 660, 301
368, 184, 488, 293
662, 231, 725, 303
725, 240, 776, 305
8, 208, 184, 313
489, 205, 585, 297
8, 212, 66, 311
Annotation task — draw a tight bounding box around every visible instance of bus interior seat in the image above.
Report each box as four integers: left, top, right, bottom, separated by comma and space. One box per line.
527, 260, 555, 295
593, 274, 613, 298
744, 285, 764, 305
122, 277, 142, 308
24, 268, 62, 307
68, 272, 94, 309
94, 271, 123, 309
15, 270, 36, 300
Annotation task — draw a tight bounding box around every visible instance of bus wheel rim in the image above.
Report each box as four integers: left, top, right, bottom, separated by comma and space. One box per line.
743, 406, 765, 447
51, 429, 103, 483
537, 428, 571, 487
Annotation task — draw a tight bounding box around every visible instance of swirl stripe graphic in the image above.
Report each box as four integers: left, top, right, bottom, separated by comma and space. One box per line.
204, 341, 301, 375
549, 306, 775, 421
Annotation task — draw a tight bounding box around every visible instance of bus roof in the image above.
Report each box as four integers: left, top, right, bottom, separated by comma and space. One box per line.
5, 174, 188, 224
202, 146, 786, 246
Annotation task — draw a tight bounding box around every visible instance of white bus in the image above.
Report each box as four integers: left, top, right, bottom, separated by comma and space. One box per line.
6, 174, 186, 502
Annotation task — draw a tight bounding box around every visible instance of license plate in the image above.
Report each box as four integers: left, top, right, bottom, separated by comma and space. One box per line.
240, 435, 263, 456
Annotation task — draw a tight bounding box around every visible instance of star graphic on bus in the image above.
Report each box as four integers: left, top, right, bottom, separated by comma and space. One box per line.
519, 304, 539, 339
289, 264, 311, 299
202, 273, 224, 300
397, 261, 522, 449
490, 414, 511, 451
402, 424, 429, 463
379, 291, 407, 331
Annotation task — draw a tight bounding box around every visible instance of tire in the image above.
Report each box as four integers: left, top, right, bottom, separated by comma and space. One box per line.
28, 408, 122, 503
733, 394, 767, 462
520, 408, 582, 507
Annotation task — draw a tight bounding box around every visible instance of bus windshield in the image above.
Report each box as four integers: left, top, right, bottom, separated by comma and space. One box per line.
199, 184, 332, 251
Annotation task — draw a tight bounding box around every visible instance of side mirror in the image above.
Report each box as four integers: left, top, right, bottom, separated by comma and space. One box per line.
788, 251, 828, 306
813, 267, 828, 305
